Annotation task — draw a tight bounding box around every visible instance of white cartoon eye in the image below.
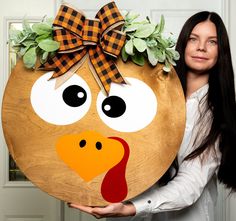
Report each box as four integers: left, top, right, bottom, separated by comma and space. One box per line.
30, 72, 92, 125
96, 77, 157, 132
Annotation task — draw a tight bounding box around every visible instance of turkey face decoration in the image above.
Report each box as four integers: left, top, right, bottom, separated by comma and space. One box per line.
2, 57, 185, 205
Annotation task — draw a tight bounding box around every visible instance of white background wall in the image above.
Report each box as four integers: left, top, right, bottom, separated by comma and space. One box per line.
0, 0, 236, 220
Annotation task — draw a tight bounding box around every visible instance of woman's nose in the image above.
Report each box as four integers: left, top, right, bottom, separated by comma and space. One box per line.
197, 40, 207, 52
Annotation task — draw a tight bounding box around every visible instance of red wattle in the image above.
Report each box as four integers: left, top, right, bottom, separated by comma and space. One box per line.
101, 137, 130, 203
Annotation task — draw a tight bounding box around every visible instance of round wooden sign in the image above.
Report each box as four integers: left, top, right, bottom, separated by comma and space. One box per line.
2, 57, 185, 205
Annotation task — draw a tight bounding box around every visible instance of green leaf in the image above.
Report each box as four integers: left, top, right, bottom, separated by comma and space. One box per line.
9, 29, 22, 43
121, 46, 129, 62
125, 39, 134, 55
125, 11, 140, 23
19, 44, 33, 56
173, 51, 180, 60
122, 12, 180, 68
166, 37, 175, 48
131, 53, 145, 66
155, 50, 166, 62
125, 23, 142, 32
134, 24, 156, 38
157, 37, 169, 48
9, 27, 31, 44
42, 51, 49, 60
18, 34, 29, 44
38, 39, 60, 52
23, 47, 37, 68
22, 19, 32, 34
26, 32, 38, 41
163, 61, 171, 72
166, 51, 177, 66
133, 38, 147, 52
35, 33, 51, 43
155, 15, 165, 34
36, 47, 43, 56
146, 39, 157, 47
11, 46, 21, 52
147, 47, 158, 66
19, 47, 27, 56
49, 51, 56, 58
22, 40, 35, 47
167, 48, 180, 60
32, 23, 52, 35
167, 55, 176, 66
40, 51, 49, 63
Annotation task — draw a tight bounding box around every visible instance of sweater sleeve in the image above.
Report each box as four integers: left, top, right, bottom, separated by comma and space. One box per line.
131, 142, 221, 216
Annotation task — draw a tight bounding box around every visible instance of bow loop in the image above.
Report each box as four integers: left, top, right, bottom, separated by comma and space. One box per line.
82, 19, 101, 44
54, 4, 85, 37
95, 1, 125, 37
53, 29, 84, 53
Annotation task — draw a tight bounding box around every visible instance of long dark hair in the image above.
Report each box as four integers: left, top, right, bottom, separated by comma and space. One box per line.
160, 11, 236, 191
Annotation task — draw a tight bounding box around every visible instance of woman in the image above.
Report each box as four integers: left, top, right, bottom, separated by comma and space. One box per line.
68, 11, 236, 221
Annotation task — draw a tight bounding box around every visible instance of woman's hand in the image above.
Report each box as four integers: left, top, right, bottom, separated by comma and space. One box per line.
68, 202, 136, 219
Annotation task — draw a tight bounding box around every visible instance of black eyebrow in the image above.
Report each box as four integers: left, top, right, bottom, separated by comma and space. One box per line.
190, 33, 217, 39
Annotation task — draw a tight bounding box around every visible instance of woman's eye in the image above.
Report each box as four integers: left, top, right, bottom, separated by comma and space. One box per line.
208, 39, 217, 45
31, 72, 92, 125
96, 77, 157, 132
189, 37, 197, 42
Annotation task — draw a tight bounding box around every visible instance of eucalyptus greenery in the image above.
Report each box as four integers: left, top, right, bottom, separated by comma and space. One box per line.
9, 12, 179, 72
121, 12, 180, 72
9, 18, 60, 69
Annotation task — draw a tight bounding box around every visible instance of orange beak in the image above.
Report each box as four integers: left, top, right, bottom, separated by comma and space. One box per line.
56, 131, 125, 182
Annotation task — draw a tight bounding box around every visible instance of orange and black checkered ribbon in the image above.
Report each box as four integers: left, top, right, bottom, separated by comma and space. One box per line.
40, 1, 126, 95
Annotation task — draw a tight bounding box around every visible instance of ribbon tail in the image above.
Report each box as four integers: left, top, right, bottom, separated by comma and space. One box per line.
88, 59, 107, 96
54, 54, 88, 89
40, 49, 87, 78
88, 46, 126, 96
101, 30, 126, 58
38, 59, 57, 71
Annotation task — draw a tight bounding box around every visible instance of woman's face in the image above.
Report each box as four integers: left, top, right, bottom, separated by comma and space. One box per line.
184, 20, 218, 74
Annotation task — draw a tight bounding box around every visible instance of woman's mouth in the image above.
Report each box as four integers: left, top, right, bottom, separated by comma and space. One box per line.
191, 56, 209, 61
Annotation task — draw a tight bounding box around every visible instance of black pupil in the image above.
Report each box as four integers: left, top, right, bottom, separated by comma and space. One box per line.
62, 85, 87, 107
102, 96, 126, 118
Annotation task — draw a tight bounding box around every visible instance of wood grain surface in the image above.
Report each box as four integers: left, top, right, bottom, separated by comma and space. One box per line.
2, 57, 185, 205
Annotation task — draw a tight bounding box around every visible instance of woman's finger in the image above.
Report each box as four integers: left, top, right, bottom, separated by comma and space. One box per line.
68, 203, 93, 214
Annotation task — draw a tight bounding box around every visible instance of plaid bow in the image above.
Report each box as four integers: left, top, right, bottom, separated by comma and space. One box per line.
41, 1, 126, 95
